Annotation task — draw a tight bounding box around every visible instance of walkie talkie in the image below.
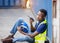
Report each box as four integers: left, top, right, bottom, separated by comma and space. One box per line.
28, 16, 34, 22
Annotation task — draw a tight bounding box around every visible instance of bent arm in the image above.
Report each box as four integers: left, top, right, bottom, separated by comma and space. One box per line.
28, 24, 47, 38
30, 23, 36, 32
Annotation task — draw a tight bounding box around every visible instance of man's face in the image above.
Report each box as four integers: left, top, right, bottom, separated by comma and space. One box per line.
37, 11, 45, 21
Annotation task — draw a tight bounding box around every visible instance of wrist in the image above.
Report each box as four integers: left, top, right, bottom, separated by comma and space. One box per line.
24, 33, 28, 35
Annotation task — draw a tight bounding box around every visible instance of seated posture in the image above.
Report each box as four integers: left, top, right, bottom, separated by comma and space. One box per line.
1, 9, 48, 43
18, 9, 48, 43
1, 18, 34, 43
27, 9, 48, 43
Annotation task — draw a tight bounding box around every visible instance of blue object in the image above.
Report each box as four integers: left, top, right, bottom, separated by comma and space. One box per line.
36, 24, 47, 33
10, 18, 34, 43
10, 18, 30, 34
20, 22, 29, 33
30, 0, 52, 41
35, 20, 47, 33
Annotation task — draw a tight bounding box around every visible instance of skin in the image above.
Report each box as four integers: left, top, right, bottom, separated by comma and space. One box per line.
28, 11, 46, 38
37, 11, 45, 21
17, 11, 46, 38
17, 26, 28, 35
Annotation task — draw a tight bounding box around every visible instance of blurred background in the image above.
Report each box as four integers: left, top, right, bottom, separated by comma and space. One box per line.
0, 0, 60, 43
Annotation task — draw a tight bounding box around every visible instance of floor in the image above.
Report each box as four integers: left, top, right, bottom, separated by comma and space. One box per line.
0, 8, 35, 43
0, 8, 44, 43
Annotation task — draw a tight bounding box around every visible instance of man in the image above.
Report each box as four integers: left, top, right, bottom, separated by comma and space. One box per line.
1, 18, 34, 43
18, 9, 48, 43
28, 9, 48, 43
2, 9, 47, 43
13, 9, 47, 43
28, 9, 47, 38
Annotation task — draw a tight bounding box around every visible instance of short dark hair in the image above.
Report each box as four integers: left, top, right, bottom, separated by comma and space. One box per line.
39, 9, 47, 16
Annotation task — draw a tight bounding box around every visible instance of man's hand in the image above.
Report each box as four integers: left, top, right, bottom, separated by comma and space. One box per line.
17, 26, 28, 35
29, 18, 34, 24
27, 31, 39, 38
27, 34, 33, 38
29, 17, 36, 32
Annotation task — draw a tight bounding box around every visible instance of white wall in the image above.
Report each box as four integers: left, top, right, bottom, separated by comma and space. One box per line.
53, 0, 60, 43
56, 0, 60, 43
